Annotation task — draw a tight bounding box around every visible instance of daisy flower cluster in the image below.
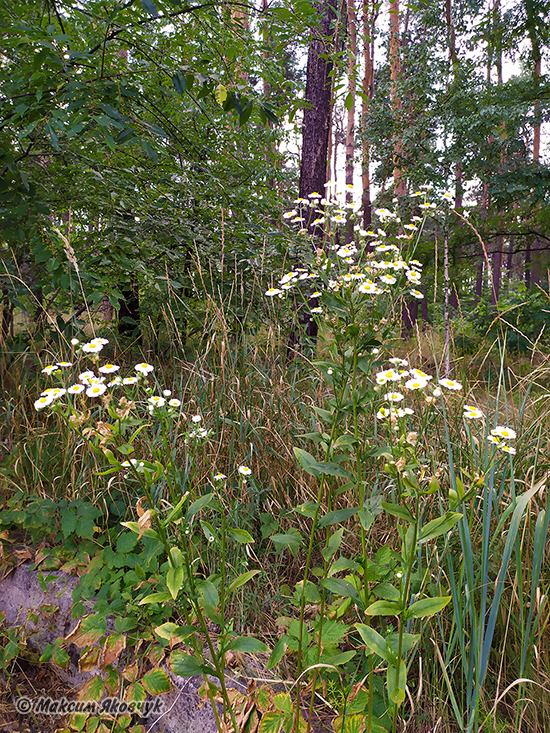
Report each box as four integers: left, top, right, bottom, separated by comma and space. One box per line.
266, 189, 449, 306
374, 358, 463, 421
462, 404, 517, 456
35, 338, 185, 418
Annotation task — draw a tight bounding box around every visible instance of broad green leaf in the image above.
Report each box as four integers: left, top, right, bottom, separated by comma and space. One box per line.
258, 711, 288, 733
227, 569, 261, 593
315, 462, 353, 479
294, 501, 319, 518
373, 582, 400, 601
365, 600, 402, 616
293, 447, 320, 477
406, 596, 451, 619
318, 508, 359, 527
139, 592, 172, 605
141, 668, 171, 695
267, 636, 289, 669
321, 527, 344, 562
166, 566, 184, 599
228, 528, 254, 544
355, 624, 391, 663
387, 659, 406, 706
418, 512, 462, 543
320, 578, 363, 607
198, 579, 219, 610
225, 636, 269, 653
270, 533, 302, 552
357, 509, 375, 531
171, 651, 213, 677
186, 493, 213, 520
328, 650, 356, 666
381, 501, 415, 523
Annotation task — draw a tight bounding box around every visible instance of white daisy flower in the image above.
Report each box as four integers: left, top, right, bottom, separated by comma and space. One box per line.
501, 445, 516, 455
463, 405, 483, 419
168, 398, 181, 407
266, 287, 283, 297
99, 364, 120, 374
82, 341, 104, 353
410, 289, 424, 299
213, 473, 227, 480
135, 362, 154, 374
79, 371, 96, 383
35, 395, 54, 410
68, 384, 85, 395
405, 378, 428, 390
71, 338, 80, 345
384, 391, 404, 402
148, 396, 166, 408
191, 414, 202, 423
56, 361, 73, 368
491, 426, 516, 440
439, 379, 463, 391
42, 365, 59, 375
86, 383, 107, 397
238, 465, 252, 476
123, 376, 139, 385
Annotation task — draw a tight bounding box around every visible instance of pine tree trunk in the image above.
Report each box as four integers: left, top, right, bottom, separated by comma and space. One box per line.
345, 0, 357, 242
299, 0, 337, 207
361, 0, 376, 228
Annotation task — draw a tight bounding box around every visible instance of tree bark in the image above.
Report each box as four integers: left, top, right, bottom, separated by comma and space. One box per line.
298, 0, 337, 207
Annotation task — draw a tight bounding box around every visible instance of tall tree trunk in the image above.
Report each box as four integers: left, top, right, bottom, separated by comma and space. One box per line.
299, 0, 337, 208
526, 0, 542, 286
289, 0, 337, 355
345, 0, 357, 242
389, 0, 406, 197
361, 0, 376, 228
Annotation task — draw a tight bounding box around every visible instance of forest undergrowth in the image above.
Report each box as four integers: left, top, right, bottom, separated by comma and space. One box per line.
1, 194, 550, 733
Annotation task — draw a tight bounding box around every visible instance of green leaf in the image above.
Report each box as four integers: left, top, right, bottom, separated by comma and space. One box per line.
328, 650, 356, 666
267, 636, 290, 669
373, 582, 400, 602
320, 578, 363, 607
318, 508, 358, 527
315, 462, 353, 479
228, 528, 254, 544
355, 624, 391, 663
387, 659, 406, 706
270, 533, 302, 552
344, 91, 354, 111
321, 527, 344, 562
357, 509, 375, 531
381, 501, 415, 523
166, 566, 184, 600
141, 139, 158, 163
171, 650, 212, 677
139, 592, 173, 605
141, 668, 171, 695
418, 512, 462, 543
405, 596, 451, 619
186, 493, 213, 520
117, 532, 137, 554
225, 636, 269, 653
198, 580, 219, 609
140, 0, 159, 16
293, 447, 320, 477
294, 501, 319, 518
365, 600, 402, 616
227, 569, 261, 593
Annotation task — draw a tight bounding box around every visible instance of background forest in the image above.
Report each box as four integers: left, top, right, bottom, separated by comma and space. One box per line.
1, 1, 550, 733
